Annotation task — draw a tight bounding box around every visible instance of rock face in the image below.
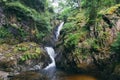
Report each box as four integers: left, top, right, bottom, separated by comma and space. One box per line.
0, 42, 51, 75
55, 4, 120, 77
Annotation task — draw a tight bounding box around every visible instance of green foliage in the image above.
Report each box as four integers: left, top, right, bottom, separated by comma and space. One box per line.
19, 28, 28, 38
61, 9, 88, 51
20, 0, 47, 12
14, 42, 41, 62
99, 4, 120, 15
9, 24, 28, 39
81, 0, 116, 9
58, 1, 118, 55
58, 7, 72, 20
0, 27, 12, 38
111, 33, 120, 54
63, 24, 88, 49
86, 38, 100, 51
81, 0, 117, 29
35, 32, 45, 41
17, 46, 28, 51
5, 1, 43, 22
63, 22, 76, 32
64, 33, 80, 47
73, 38, 100, 56
4, 1, 52, 42
20, 53, 39, 62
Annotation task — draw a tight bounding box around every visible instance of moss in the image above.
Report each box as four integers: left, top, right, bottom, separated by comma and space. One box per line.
5, 1, 43, 22
0, 42, 42, 61
0, 42, 45, 71
0, 1, 52, 43
0, 27, 13, 38
99, 4, 120, 15
16, 42, 42, 62
61, 7, 113, 57
20, 53, 40, 62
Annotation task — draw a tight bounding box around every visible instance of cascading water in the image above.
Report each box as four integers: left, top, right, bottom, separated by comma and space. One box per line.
44, 47, 56, 70
44, 22, 64, 70
43, 22, 98, 80
55, 22, 64, 41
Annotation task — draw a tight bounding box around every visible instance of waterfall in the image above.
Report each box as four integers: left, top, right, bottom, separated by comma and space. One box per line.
44, 47, 56, 70
44, 22, 64, 70
54, 22, 64, 41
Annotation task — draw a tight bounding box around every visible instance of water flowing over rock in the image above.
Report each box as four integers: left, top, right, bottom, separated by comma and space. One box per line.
44, 47, 56, 70
44, 22, 64, 70
54, 22, 64, 41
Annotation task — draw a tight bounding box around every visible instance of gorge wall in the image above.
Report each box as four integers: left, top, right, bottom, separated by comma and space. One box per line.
55, 4, 120, 80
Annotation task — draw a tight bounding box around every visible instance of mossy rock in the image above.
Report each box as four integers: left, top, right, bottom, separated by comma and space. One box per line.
0, 42, 47, 72
5, 1, 42, 22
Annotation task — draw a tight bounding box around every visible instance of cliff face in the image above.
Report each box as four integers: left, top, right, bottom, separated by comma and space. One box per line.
56, 4, 120, 79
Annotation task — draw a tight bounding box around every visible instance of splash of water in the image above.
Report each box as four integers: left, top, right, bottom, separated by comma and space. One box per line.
44, 47, 56, 70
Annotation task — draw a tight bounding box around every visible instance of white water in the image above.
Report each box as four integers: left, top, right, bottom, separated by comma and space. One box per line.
55, 22, 64, 40
44, 47, 56, 70
44, 22, 64, 70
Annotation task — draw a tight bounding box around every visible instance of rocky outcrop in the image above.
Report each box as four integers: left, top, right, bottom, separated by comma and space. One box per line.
55, 4, 120, 77
0, 42, 51, 79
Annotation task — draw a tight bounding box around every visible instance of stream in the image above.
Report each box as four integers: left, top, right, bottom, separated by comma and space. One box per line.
43, 22, 98, 80
44, 67, 97, 80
